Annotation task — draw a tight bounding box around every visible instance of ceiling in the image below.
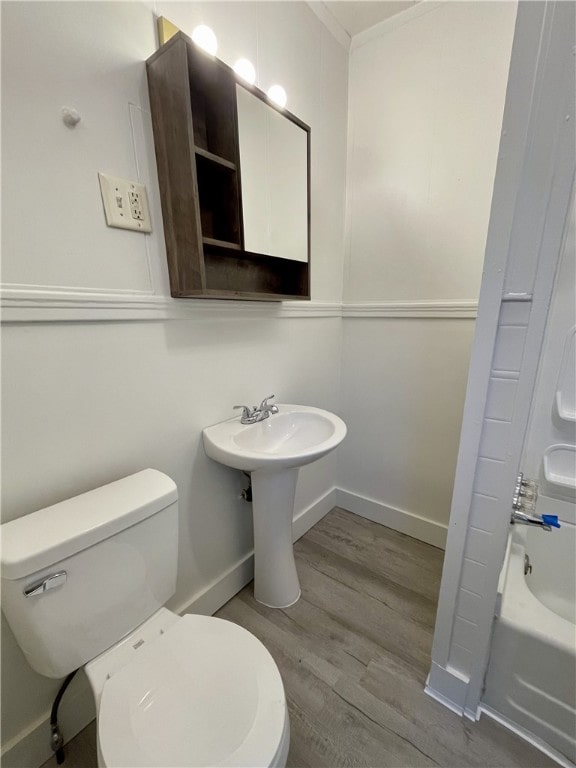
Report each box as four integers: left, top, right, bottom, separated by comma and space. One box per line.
322, 1, 420, 37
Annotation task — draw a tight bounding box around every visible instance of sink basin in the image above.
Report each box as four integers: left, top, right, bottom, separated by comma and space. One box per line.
203, 404, 346, 471
202, 405, 346, 608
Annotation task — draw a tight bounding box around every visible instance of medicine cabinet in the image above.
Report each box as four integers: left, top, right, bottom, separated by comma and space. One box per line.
146, 31, 311, 301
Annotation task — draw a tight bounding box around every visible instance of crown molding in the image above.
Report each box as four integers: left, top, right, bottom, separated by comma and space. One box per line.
306, 2, 351, 50
350, 1, 443, 52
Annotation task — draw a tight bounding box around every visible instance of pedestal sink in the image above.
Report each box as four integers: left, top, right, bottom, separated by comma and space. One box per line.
202, 405, 346, 607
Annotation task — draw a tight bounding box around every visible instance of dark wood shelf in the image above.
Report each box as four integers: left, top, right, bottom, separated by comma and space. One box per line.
201, 290, 309, 301
202, 237, 241, 251
194, 146, 237, 171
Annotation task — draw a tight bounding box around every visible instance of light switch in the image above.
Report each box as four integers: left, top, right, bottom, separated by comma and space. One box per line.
98, 173, 152, 233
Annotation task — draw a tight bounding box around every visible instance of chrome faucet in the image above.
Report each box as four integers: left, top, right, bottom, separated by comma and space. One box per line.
234, 395, 279, 424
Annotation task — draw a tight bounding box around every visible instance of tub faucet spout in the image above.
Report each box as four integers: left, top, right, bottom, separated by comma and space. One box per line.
510, 511, 560, 531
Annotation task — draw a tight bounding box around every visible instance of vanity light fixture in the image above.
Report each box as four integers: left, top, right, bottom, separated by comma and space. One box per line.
191, 25, 218, 55
267, 85, 287, 108
233, 58, 256, 85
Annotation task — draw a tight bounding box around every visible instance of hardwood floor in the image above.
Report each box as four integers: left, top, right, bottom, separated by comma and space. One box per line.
40, 508, 555, 768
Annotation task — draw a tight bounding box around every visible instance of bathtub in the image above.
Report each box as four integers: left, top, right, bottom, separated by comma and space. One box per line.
483, 501, 576, 765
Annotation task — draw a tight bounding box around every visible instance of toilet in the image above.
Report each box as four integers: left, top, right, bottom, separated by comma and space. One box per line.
0, 469, 290, 767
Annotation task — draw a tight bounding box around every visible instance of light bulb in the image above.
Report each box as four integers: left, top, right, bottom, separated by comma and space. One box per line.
191, 25, 218, 56
234, 58, 256, 85
267, 85, 287, 108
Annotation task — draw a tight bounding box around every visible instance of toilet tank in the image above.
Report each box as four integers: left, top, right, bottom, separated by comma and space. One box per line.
1, 469, 178, 678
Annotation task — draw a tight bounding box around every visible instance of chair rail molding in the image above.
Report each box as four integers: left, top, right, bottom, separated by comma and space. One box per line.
0, 283, 341, 322
342, 301, 478, 318
1, 285, 479, 323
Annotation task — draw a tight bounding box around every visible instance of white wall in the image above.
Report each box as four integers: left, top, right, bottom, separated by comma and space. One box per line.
344, 1, 518, 303
340, 318, 476, 543
0, 2, 348, 764
338, 2, 517, 542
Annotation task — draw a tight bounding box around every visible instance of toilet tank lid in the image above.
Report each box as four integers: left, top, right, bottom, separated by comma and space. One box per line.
1, 469, 178, 581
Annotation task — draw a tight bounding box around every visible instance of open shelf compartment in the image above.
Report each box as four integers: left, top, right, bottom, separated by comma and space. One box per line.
204, 249, 308, 298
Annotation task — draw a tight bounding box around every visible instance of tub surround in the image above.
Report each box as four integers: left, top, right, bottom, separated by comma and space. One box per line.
429, 0, 575, 730
522, 504, 575, 624
481, 163, 576, 766
483, 523, 576, 764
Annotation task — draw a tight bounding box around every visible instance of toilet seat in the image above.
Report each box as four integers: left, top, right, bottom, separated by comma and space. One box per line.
97, 614, 288, 768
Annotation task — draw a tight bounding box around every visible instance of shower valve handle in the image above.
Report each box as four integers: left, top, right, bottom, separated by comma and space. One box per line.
512, 472, 539, 513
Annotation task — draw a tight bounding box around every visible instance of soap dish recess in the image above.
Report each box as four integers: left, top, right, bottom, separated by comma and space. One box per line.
543, 444, 576, 491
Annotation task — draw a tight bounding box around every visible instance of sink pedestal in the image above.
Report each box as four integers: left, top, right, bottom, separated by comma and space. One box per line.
203, 404, 347, 609
251, 467, 301, 608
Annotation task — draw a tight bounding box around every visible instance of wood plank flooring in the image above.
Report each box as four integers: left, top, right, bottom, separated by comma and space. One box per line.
40, 508, 555, 768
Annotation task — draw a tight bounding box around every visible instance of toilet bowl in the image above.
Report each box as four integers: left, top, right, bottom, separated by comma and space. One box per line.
85, 609, 289, 768
0, 470, 290, 768
88, 610, 289, 768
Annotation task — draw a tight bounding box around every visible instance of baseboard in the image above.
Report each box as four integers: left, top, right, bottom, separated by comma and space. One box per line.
1, 486, 337, 768
337, 488, 448, 549
424, 684, 466, 717
1, 673, 95, 768
293, 486, 339, 541
479, 705, 576, 768
425, 661, 471, 717
174, 551, 255, 618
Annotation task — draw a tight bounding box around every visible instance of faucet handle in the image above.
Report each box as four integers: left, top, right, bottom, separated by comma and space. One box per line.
259, 395, 278, 413
233, 405, 252, 419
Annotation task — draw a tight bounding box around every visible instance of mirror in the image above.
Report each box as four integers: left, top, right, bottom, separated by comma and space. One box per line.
236, 85, 309, 263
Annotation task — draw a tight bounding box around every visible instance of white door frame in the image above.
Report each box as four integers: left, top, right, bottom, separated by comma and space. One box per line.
428, 0, 575, 718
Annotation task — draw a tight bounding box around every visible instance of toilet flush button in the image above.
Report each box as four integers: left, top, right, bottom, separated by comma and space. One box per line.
24, 571, 67, 597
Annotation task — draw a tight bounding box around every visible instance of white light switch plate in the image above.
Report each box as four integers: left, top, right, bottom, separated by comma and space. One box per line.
98, 173, 152, 233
